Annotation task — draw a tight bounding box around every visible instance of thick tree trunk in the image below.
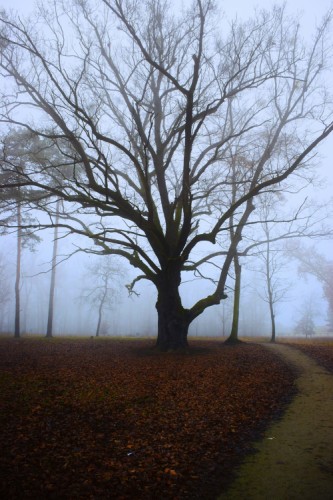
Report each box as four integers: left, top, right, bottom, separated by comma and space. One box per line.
226, 256, 242, 344
156, 304, 189, 351
155, 267, 190, 351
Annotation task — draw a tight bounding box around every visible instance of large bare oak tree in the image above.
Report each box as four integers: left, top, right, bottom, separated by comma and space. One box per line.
0, 0, 332, 349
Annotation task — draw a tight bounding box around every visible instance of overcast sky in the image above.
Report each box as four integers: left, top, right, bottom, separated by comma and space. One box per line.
1, 0, 333, 33
3, 0, 333, 19
2, 0, 331, 201
1, 0, 332, 223
3, 0, 332, 152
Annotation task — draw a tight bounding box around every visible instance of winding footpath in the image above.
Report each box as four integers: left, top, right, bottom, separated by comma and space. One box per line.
219, 343, 333, 500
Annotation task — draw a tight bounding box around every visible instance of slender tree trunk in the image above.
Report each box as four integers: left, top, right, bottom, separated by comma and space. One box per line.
269, 300, 276, 343
155, 266, 190, 351
221, 302, 227, 337
226, 255, 242, 344
95, 306, 102, 337
225, 152, 244, 345
46, 199, 60, 338
265, 237, 276, 343
14, 199, 22, 338
95, 276, 108, 337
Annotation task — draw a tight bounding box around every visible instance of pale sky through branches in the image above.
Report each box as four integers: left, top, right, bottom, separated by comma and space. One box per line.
2, 0, 332, 185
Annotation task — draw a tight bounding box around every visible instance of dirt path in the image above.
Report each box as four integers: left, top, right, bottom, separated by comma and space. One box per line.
219, 343, 333, 500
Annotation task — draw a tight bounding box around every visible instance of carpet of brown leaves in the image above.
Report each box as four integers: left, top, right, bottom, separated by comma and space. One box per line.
0, 337, 297, 499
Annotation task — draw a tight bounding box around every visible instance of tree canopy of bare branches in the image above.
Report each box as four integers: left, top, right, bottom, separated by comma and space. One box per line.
0, 0, 332, 349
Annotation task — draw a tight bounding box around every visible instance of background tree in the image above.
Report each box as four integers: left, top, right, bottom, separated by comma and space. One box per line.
224, 192, 330, 343
46, 198, 62, 338
217, 298, 233, 338
0, 251, 10, 330
80, 255, 126, 337
225, 140, 245, 344
255, 221, 290, 342
1, 128, 80, 337
0, 1, 333, 349
290, 244, 333, 332
0, 130, 42, 337
227, 256, 242, 343
294, 296, 317, 337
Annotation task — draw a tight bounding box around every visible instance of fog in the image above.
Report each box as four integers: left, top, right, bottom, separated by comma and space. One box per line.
0, 0, 332, 339
0, 224, 330, 338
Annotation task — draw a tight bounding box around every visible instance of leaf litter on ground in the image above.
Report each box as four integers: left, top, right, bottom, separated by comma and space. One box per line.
0, 338, 299, 499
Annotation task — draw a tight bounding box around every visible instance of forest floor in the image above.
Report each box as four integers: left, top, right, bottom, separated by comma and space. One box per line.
220, 340, 333, 499
0, 336, 332, 499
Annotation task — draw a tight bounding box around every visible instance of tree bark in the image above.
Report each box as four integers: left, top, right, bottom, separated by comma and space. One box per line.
155, 266, 190, 351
